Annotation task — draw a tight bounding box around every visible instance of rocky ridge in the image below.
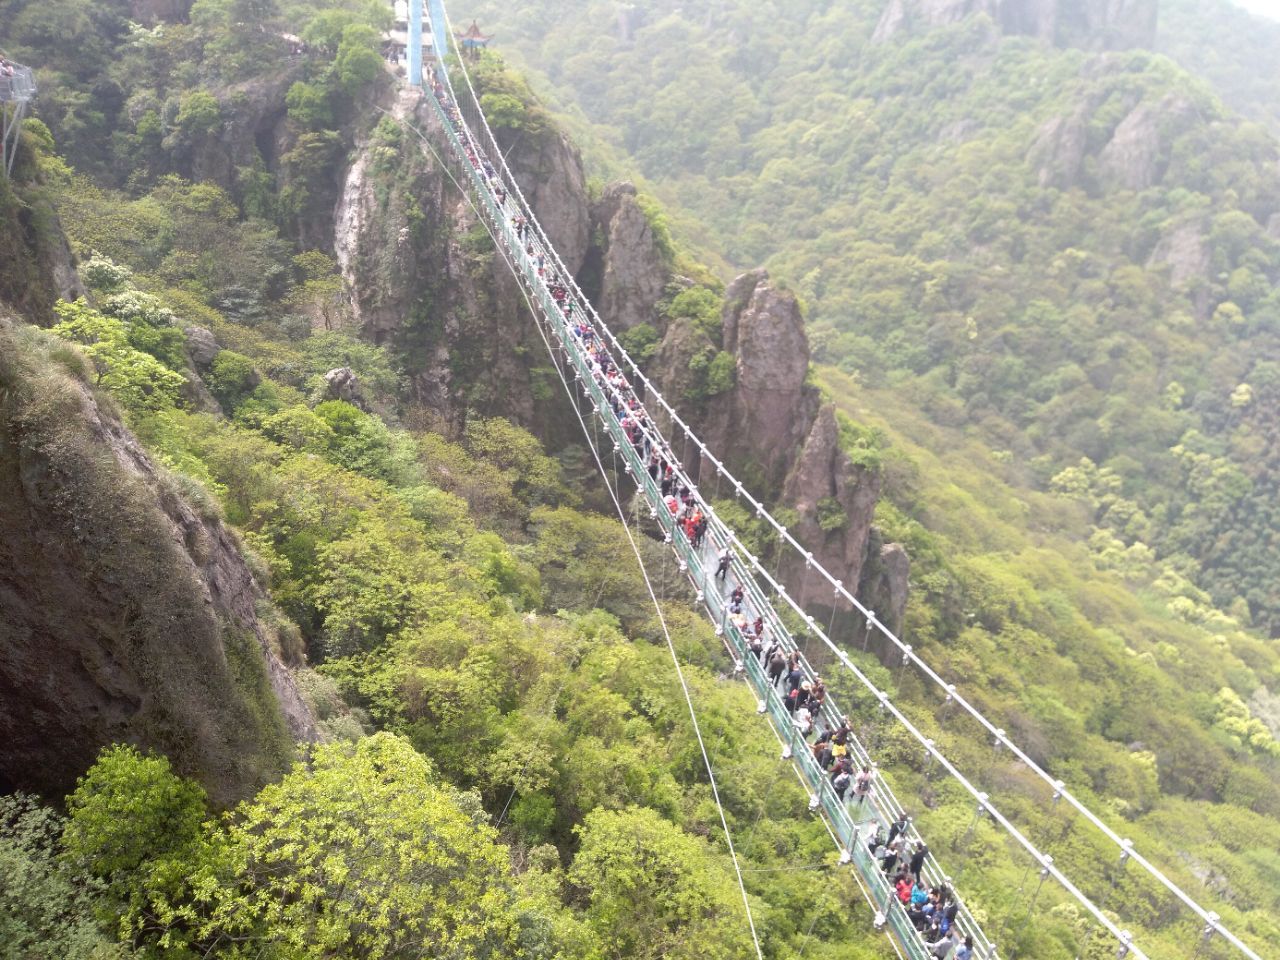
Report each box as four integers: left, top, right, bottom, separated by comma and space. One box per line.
658, 271, 908, 631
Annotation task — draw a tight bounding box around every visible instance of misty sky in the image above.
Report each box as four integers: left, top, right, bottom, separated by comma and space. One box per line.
1233, 0, 1280, 19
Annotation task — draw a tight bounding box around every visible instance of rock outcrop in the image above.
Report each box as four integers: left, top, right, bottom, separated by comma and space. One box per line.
1097, 94, 1194, 191
494, 122, 592, 279
652, 271, 908, 626
1028, 113, 1089, 189
873, 0, 1157, 51
858, 536, 912, 641
697, 270, 821, 491
0, 318, 314, 803
334, 85, 575, 439
590, 182, 668, 333
184, 325, 220, 370
1147, 219, 1210, 288
324, 366, 365, 406
1029, 78, 1201, 195
0, 183, 82, 325
334, 85, 657, 443
872, 0, 1004, 42
780, 405, 883, 616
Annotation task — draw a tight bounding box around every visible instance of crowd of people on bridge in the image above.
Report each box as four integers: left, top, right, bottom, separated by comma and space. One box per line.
427, 72, 978, 960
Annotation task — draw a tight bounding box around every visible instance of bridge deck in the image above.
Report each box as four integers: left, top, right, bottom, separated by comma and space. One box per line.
420, 76, 992, 960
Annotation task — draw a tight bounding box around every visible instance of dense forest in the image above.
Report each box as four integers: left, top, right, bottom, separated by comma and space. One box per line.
0, 0, 1278, 958
469, 0, 1280, 639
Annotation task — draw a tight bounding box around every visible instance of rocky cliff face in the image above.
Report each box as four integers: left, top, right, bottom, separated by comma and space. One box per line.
0, 317, 313, 804
334, 85, 653, 444
1029, 82, 1199, 196
588, 182, 668, 334
873, 0, 1158, 50
1025, 61, 1230, 305
334, 86, 909, 631
653, 271, 907, 630
334, 85, 583, 442
0, 179, 83, 325
695, 270, 821, 492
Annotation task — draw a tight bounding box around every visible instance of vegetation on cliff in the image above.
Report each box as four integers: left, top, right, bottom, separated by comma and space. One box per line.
0, 37, 884, 956
1, 0, 1278, 957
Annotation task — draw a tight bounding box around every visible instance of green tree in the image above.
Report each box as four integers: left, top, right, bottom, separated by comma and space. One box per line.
189, 734, 524, 959
63, 745, 208, 881
175, 90, 223, 138
286, 81, 334, 129
569, 806, 756, 960
0, 794, 120, 957
205, 350, 260, 411
335, 23, 382, 94
51, 299, 187, 411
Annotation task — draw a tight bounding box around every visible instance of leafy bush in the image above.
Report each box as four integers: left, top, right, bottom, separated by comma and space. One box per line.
0, 794, 117, 957
335, 23, 382, 94
205, 350, 260, 410
64, 745, 208, 880
51, 299, 186, 411
286, 81, 333, 129
618, 322, 660, 363
175, 89, 222, 137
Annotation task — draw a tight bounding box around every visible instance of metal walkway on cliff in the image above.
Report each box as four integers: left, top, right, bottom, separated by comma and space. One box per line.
0, 60, 36, 179
401, 5, 1262, 959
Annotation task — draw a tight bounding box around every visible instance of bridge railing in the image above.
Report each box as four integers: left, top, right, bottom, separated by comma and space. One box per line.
1, 62, 35, 179
0, 65, 36, 103
406, 5, 1270, 958
417, 67, 1000, 960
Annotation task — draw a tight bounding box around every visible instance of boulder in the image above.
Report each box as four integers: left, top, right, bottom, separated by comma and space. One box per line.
324, 366, 364, 406
184, 325, 220, 370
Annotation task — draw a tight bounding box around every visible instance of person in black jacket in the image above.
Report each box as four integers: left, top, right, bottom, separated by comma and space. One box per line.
909, 842, 928, 879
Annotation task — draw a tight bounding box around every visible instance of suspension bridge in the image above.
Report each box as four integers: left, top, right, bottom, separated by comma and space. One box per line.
398, 4, 1266, 959
0, 59, 36, 179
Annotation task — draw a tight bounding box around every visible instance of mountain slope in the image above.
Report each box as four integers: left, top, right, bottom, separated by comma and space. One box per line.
0, 313, 310, 803
1, 0, 1277, 955
1157, 0, 1280, 136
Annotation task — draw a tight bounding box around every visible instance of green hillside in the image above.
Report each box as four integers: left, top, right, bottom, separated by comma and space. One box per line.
1158, 0, 1280, 136
0, 0, 1277, 957
466, 0, 1280, 638
0, 104, 888, 960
